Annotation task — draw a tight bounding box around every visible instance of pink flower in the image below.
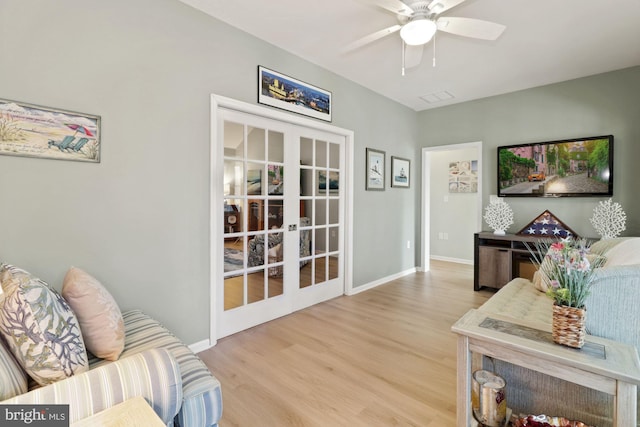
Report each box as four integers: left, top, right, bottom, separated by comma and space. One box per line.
576, 258, 591, 272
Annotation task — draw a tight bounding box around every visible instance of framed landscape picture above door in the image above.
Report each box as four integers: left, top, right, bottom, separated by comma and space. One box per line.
258, 66, 332, 122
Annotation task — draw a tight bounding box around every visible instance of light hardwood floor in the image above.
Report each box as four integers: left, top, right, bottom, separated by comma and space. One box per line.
198, 260, 495, 427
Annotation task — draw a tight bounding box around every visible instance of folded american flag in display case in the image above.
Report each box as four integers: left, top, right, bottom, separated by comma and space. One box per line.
517, 210, 578, 238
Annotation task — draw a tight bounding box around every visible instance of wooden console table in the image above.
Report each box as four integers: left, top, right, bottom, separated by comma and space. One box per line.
452, 309, 640, 427
473, 232, 597, 291
474, 232, 542, 291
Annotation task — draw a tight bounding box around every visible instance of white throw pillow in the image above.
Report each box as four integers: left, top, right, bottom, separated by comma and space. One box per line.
62, 267, 125, 361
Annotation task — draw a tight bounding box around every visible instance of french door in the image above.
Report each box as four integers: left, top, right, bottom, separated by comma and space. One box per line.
216, 107, 346, 338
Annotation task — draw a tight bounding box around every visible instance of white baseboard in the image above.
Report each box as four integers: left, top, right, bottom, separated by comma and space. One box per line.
348, 267, 418, 296
189, 339, 213, 354
430, 255, 473, 265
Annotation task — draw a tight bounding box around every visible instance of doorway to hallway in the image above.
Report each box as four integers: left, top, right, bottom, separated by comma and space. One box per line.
421, 142, 483, 271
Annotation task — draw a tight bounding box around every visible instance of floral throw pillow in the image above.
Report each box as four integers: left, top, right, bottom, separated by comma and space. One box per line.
0, 264, 88, 386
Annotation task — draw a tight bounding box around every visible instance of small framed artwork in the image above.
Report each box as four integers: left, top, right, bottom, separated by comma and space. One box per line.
258, 66, 332, 122
449, 159, 478, 193
0, 98, 101, 162
318, 170, 339, 194
267, 164, 283, 195
247, 169, 262, 195
366, 148, 385, 191
391, 156, 410, 188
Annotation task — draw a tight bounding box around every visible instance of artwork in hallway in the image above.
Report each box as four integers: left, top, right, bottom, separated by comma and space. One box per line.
449, 160, 478, 193
0, 98, 101, 162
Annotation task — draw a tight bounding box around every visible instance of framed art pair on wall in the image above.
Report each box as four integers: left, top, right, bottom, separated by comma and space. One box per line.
366, 148, 410, 191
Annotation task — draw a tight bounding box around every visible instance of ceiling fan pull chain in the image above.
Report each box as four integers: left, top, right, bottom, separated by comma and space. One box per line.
402, 39, 406, 76
433, 32, 437, 67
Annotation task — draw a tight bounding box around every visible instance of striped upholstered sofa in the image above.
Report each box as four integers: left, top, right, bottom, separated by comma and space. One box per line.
0, 309, 223, 426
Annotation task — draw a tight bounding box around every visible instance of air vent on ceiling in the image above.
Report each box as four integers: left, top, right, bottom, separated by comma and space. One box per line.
419, 91, 455, 104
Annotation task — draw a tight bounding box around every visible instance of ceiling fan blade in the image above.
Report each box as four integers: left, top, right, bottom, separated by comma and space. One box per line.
342, 25, 402, 53
358, 0, 414, 16
404, 44, 424, 68
429, 0, 466, 14
436, 17, 505, 40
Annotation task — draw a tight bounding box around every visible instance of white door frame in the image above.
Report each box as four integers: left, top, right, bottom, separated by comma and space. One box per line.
421, 142, 483, 272
210, 94, 354, 347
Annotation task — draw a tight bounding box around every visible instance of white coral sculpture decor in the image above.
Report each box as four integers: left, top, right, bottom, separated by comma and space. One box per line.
590, 198, 626, 239
484, 199, 514, 235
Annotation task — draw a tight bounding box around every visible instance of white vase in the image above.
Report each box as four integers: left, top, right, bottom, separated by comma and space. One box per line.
493, 229, 506, 235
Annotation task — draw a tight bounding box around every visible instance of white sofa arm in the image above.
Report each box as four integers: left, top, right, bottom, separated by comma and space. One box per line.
1, 348, 183, 426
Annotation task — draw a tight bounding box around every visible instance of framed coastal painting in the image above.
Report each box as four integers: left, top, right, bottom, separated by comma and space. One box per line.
391, 156, 410, 188
258, 66, 332, 122
0, 98, 100, 162
366, 148, 385, 191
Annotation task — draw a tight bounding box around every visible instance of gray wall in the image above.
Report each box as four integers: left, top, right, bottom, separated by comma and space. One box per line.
419, 67, 640, 239
0, 0, 418, 344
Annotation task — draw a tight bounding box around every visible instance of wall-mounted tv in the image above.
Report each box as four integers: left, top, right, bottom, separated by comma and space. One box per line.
497, 135, 613, 197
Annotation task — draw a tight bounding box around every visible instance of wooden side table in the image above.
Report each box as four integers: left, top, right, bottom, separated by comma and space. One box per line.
452, 309, 640, 427
71, 396, 165, 427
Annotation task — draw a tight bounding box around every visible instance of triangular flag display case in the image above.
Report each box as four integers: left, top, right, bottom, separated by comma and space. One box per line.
516, 210, 578, 238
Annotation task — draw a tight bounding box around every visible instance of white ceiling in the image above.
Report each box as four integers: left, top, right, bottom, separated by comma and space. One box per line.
179, 0, 640, 111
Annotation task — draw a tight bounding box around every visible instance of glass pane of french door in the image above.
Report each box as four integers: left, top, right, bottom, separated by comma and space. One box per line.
223, 118, 286, 312
299, 134, 342, 294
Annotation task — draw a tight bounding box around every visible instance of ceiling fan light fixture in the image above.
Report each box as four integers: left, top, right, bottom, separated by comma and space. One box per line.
400, 18, 437, 46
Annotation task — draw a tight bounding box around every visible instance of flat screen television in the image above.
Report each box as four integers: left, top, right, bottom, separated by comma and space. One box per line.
497, 135, 613, 197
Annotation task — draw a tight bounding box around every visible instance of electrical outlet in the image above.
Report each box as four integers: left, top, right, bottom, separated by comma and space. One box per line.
444, 232, 449, 240
438, 232, 443, 240
407, 240, 411, 249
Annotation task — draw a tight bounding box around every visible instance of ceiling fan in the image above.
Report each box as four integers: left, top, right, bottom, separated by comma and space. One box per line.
345, 0, 506, 73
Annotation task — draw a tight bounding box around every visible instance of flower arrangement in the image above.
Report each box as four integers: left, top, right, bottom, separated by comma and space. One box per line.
528, 238, 604, 308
